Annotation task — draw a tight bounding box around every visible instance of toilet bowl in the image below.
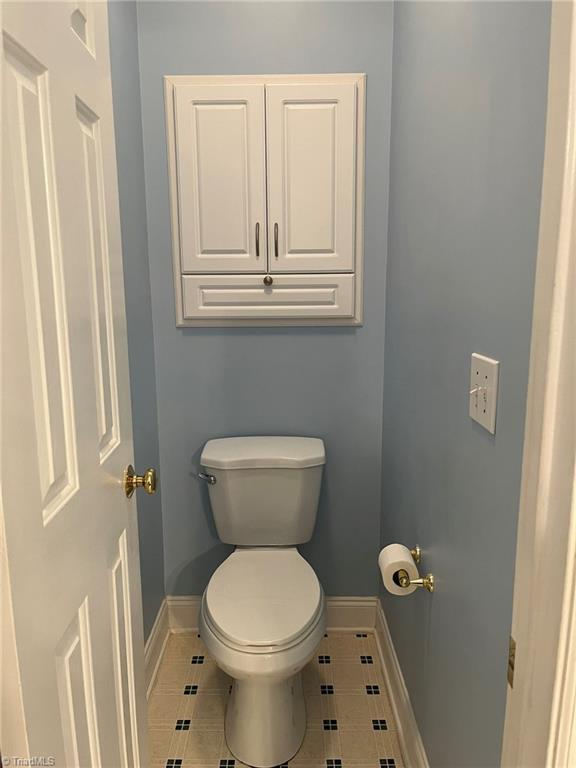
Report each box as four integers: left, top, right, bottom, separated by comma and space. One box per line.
200, 548, 326, 767
198, 436, 327, 767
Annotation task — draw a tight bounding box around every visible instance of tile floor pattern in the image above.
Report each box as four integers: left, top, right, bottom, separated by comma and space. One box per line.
149, 631, 404, 768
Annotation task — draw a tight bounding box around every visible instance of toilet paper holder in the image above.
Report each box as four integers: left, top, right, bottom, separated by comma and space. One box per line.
397, 568, 435, 593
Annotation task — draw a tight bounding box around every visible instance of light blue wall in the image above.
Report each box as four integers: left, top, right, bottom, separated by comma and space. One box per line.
108, 1, 165, 640
110, 8, 551, 761
136, 1, 394, 596
381, 3, 550, 767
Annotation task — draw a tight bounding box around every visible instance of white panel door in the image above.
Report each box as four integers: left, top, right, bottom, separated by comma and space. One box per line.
174, 83, 267, 273
266, 83, 357, 273
2, 3, 148, 765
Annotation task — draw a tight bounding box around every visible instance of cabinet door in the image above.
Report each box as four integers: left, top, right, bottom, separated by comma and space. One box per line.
266, 83, 357, 273
174, 84, 267, 273
182, 274, 354, 320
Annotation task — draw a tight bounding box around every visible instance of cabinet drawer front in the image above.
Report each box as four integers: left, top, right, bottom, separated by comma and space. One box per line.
182, 274, 354, 319
174, 84, 267, 273
266, 83, 357, 273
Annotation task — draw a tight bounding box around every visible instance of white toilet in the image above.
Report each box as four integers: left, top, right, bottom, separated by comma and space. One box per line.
198, 436, 327, 768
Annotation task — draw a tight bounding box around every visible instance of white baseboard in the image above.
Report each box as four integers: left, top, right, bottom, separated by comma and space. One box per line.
166, 595, 202, 632
144, 599, 170, 698
325, 596, 378, 630
375, 600, 429, 768
165, 594, 379, 633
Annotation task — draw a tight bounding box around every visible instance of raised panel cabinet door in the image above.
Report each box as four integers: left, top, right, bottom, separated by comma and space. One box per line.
266, 82, 357, 273
174, 83, 267, 273
182, 274, 355, 320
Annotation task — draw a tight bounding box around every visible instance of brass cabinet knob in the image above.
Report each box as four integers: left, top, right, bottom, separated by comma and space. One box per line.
124, 465, 157, 498
263, 275, 273, 286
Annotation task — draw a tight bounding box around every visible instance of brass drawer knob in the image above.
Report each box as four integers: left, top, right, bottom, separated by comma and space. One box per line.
124, 465, 157, 498
263, 275, 273, 286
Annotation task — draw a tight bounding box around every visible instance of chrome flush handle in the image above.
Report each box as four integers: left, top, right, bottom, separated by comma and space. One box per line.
198, 471, 216, 485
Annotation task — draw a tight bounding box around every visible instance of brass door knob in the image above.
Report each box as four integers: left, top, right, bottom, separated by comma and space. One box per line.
263, 275, 273, 286
124, 465, 157, 498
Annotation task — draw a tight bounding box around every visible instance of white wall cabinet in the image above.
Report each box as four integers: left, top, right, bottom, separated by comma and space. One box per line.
165, 74, 365, 326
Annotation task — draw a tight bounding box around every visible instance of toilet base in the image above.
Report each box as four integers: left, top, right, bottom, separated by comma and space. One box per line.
225, 672, 306, 768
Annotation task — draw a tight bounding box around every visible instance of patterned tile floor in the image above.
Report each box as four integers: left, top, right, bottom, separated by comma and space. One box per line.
149, 631, 404, 768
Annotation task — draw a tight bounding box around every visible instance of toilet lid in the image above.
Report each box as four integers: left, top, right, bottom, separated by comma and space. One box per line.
205, 549, 322, 649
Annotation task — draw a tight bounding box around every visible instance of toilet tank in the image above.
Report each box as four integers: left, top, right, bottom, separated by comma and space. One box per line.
200, 436, 325, 545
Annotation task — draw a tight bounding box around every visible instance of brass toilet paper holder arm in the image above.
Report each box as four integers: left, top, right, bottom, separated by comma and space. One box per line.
397, 568, 435, 593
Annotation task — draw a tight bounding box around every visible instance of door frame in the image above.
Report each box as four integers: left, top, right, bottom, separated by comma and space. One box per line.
0, 1, 28, 755
501, 0, 576, 764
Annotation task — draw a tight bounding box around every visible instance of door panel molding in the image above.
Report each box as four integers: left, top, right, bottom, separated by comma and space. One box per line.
4, 32, 79, 524
55, 599, 102, 767
76, 97, 121, 464
110, 531, 141, 768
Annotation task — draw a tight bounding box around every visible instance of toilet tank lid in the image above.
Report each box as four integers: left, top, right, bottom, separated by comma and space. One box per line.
201, 436, 325, 469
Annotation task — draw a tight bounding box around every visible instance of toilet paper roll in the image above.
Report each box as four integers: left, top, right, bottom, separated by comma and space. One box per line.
378, 544, 419, 596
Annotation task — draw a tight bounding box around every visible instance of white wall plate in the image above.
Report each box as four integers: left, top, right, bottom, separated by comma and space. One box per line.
470, 353, 500, 434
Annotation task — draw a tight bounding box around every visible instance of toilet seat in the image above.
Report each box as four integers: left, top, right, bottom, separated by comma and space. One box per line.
204, 548, 323, 653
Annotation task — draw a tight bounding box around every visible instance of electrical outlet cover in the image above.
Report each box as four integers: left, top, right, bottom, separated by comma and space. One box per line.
469, 353, 499, 434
